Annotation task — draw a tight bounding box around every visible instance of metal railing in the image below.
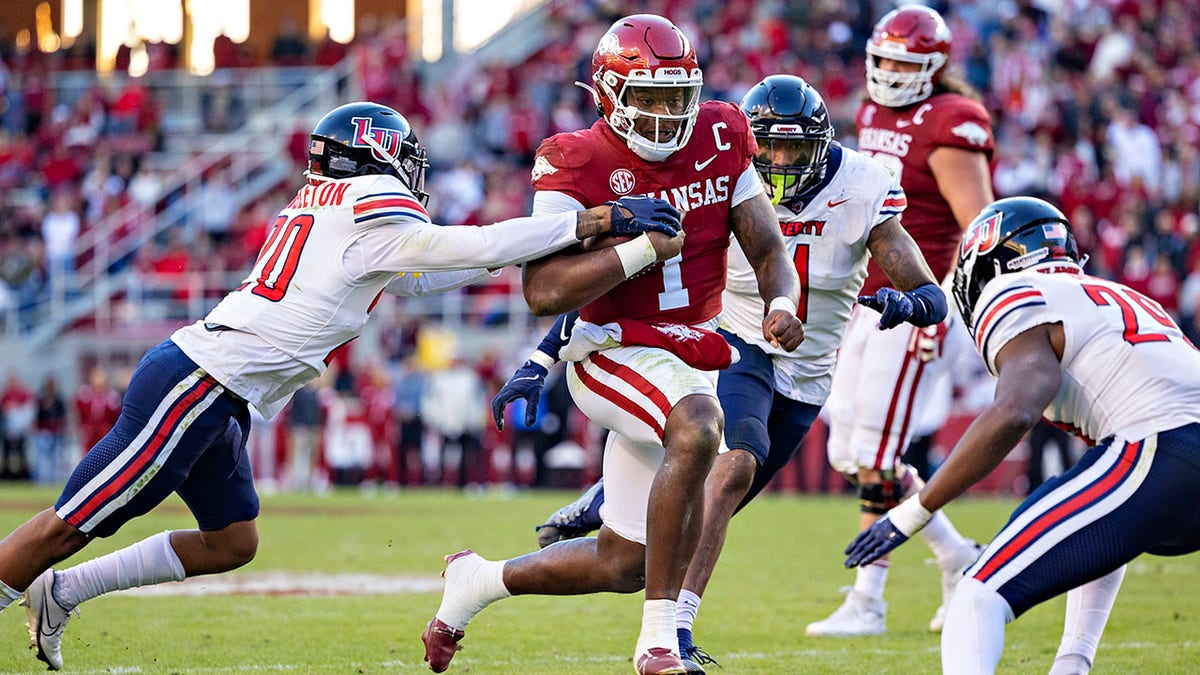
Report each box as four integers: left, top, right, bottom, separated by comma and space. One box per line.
4, 60, 358, 344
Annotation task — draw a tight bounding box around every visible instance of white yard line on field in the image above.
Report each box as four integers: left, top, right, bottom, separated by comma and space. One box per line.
117, 571, 444, 597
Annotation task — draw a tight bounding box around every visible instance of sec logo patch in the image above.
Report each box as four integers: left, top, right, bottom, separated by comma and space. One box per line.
609, 168, 636, 195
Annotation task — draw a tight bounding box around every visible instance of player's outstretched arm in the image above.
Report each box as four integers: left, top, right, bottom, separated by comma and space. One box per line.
845, 324, 1061, 567
490, 311, 578, 430
360, 197, 679, 276
522, 200, 684, 316
729, 192, 804, 350
859, 215, 946, 329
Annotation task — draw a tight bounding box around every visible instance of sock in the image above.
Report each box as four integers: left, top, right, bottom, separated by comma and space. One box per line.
1055, 565, 1126, 665
635, 599, 678, 657
434, 554, 510, 630
853, 560, 889, 600
940, 577, 1014, 675
919, 511, 972, 566
1048, 654, 1093, 675
53, 531, 185, 609
0, 578, 20, 611
675, 589, 701, 631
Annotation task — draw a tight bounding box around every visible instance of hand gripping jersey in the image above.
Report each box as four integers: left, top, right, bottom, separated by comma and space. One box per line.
531, 100, 758, 325
172, 173, 578, 418
855, 93, 994, 294
974, 269, 1200, 445
723, 145, 906, 404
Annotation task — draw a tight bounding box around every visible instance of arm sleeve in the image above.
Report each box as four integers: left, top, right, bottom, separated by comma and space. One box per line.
730, 165, 765, 208
383, 268, 501, 298
352, 212, 579, 274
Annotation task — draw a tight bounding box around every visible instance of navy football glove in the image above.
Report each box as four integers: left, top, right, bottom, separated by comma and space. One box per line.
607, 195, 682, 238
843, 516, 910, 568
857, 283, 947, 329
491, 360, 548, 431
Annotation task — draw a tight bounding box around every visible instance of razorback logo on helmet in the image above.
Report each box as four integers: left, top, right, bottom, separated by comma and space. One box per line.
595, 32, 624, 58
962, 212, 1003, 255
350, 116, 402, 163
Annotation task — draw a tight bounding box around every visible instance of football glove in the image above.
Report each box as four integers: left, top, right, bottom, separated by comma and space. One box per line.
843, 516, 909, 568
491, 360, 548, 431
856, 282, 947, 329
607, 195, 683, 238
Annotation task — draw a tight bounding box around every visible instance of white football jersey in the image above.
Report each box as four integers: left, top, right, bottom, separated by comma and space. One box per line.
974, 268, 1200, 444
721, 145, 906, 404
172, 173, 579, 418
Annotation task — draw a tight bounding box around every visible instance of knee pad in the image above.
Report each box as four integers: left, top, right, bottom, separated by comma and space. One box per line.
859, 471, 903, 515
898, 462, 926, 497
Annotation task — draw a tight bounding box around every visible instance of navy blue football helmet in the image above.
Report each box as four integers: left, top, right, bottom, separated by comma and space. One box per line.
308, 102, 429, 204
740, 75, 834, 205
953, 197, 1080, 330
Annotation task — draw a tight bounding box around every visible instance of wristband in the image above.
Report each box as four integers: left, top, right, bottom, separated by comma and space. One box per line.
888, 494, 933, 537
528, 350, 556, 370
613, 233, 658, 279
768, 296, 798, 316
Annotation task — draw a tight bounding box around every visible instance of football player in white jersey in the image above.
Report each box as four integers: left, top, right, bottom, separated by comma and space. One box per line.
845, 197, 1200, 674
1, 100, 684, 671
491, 75, 950, 671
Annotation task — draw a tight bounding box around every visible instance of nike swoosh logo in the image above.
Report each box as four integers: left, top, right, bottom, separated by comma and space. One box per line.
827, 198, 851, 208
40, 591, 62, 635
694, 155, 717, 171
895, 120, 911, 128
511, 376, 540, 383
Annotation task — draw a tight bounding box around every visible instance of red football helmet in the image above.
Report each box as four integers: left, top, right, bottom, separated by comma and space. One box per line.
865, 6, 951, 108
586, 14, 703, 161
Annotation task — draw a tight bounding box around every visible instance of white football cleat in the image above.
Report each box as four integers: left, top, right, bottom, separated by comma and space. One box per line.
805, 587, 887, 637
19, 569, 76, 671
930, 540, 985, 633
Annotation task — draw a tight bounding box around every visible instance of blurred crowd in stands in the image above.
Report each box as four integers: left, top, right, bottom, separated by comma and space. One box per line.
2, 0, 1199, 491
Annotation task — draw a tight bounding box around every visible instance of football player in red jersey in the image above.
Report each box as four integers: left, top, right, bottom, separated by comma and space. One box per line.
421, 15, 802, 675
809, 5, 994, 639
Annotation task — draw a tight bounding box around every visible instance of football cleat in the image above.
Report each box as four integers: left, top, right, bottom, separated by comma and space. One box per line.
423, 549, 488, 672
535, 479, 605, 548
930, 540, 985, 633
19, 569, 76, 671
805, 587, 887, 637
421, 618, 465, 673
676, 628, 716, 674
635, 647, 688, 675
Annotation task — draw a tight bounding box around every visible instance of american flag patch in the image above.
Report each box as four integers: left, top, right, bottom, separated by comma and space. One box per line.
310, 139, 325, 155
1043, 222, 1067, 239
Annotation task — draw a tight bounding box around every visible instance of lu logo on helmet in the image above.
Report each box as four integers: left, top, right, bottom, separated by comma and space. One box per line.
349, 116, 402, 163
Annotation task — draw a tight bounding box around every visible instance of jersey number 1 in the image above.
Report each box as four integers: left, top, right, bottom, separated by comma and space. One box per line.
250, 214, 315, 301
792, 244, 809, 322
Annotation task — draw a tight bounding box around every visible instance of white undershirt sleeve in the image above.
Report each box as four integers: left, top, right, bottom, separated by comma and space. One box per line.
731, 165, 766, 208
532, 190, 587, 217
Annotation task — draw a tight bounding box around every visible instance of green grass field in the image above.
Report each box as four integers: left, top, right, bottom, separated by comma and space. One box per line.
0, 484, 1197, 673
